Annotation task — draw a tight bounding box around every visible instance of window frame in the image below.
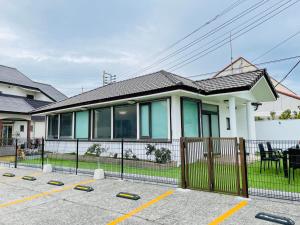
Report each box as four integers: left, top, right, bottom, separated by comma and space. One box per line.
74, 110, 90, 139
93, 107, 112, 140
181, 97, 202, 138
47, 114, 59, 140
139, 98, 170, 140
113, 104, 137, 139
201, 103, 220, 137
59, 112, 73, 139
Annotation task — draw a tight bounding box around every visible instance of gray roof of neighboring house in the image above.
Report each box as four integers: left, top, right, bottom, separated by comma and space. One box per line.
0, 93, 51, 114
33, 69, 277, 113
0, 65, 67, 102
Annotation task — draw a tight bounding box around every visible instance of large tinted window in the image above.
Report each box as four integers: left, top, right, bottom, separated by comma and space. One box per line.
75, 111, 89, 139
151, 100, 168, 139
140, 100, 168, 139
48, 115, 58, 139
60, 113, 73, 138
94, 107, 111, 139
114, 105, 137, 139
182, 99, 200, 137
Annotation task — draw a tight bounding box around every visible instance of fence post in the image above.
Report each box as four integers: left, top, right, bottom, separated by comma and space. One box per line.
180, 137, 187, 189
121, 138, 124, 180
14, 138, 18, 168
207, 137, 214, 191
41, 138, 45, 170
239, 138, 249, 198
76, 139, 79, 175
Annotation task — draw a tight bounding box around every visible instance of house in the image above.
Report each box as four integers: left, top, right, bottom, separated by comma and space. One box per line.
33, 69, 277, 142
214, 57, 300, 119
0, 65, 67, 141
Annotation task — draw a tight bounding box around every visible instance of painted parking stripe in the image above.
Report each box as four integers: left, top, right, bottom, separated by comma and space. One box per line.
107, 189, 174, 225
208, 200, 248, 225
0, 179, 95, 209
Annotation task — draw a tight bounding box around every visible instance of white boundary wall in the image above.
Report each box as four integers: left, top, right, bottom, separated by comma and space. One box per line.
255, 120, 300, 140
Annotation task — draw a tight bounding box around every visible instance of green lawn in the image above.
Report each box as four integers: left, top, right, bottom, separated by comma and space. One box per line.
19, 157, 300, 193
20, 157, 180, 180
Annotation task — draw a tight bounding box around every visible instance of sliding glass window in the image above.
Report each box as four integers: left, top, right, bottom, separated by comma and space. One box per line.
202, 103, 220, 137
59, 113, 73, 139
114, 105, 137, 139
48, 115, 58, 139
182, 99, 200, 137
140, 100, 168, 139
94, 107, 111, 139
75, 111, 89, 139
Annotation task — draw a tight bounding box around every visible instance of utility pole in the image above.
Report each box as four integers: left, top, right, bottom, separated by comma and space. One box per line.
102, 70, 117, 86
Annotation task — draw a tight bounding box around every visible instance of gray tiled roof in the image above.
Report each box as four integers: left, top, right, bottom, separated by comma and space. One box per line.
33, 69, 275, 113
195, 70, 263, 94
0, 93, 51, 113
0, 65, 67, 101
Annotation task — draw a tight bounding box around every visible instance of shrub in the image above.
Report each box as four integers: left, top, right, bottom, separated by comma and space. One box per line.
145, 144, 171, 164
270, 111, 276, 120
85, 144, 107, 156
124, 149, 138, 160
279, 109, 292, 120
113, 153, 118, 159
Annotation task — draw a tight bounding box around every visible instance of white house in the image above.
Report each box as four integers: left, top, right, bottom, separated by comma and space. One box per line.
33, 69, 277, 143
214, 57, 300, 119
0, 65, 67, 141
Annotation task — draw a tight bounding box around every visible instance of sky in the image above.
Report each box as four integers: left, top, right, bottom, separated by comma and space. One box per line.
0, 0, 300, 97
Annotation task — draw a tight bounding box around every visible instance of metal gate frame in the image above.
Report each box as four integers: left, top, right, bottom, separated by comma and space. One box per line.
180, 137, 248, 197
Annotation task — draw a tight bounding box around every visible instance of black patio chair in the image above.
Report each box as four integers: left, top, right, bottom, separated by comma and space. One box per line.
258, 143, 281, 174
288, 148, 300, 183
266, 142, 283, 158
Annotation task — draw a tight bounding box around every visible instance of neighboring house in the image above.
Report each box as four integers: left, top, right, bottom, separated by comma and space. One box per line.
33, 69, 277, 142
214, 57, 300, 118
0, 65, 67, 141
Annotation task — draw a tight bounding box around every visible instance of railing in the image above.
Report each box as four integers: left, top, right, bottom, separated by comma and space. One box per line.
0, 138, 181, 185
246, 140, 300, 201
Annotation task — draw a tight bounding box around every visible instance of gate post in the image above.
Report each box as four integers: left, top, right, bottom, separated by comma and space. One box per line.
239, 138, 249, 198
180, 137, 187, 188
207, 137, 214, 191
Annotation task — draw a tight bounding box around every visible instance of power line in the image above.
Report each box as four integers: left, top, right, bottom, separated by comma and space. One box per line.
253, 28, 300, 62
275, 59, 300, 87
150, 0, 248, 58
187, 55, 300, 78
127, 0, 269, 77
167, 0, 300, 72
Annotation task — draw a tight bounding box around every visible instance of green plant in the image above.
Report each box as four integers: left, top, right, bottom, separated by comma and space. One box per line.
85, 144, 107, 156
255, 116, 263, 121
154, 147, 171, 164
270, 111, 276, 120
145, 144, 156, 157
293, 111, 300, 119
124, 149, 138, 160
113, 153, 118, 158
279, 109, 292, 120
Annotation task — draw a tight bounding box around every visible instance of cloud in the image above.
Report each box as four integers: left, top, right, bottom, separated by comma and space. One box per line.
0, 27, 18, 41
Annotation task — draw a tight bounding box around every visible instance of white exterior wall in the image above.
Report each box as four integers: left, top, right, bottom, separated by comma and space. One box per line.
0, 83, 52, 102
256, 120, 300, 140
256, 93, 300, 118
13, 121, 27, 139
31, 121, 46, 138
171, 95, 182, 139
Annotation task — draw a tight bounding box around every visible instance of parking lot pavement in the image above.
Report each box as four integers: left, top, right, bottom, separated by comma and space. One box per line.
0, 167, 299, 225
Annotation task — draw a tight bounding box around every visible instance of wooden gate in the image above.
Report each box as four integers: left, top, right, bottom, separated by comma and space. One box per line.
180, 137, 248, 197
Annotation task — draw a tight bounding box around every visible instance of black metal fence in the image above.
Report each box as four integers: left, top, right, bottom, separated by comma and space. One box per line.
0, 138, 181, 185
246, 140, 300, 201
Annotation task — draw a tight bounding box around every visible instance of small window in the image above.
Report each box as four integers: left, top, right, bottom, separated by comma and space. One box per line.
60, 112, 73, 138
26, 94, 34, 99
20, 125, 24, 132
75, 111, 89, 139
226, 117, 231, 130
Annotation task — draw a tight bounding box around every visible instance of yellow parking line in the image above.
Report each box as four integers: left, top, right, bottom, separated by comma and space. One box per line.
107, 189, 174, 225
208, 200, 248, 225
0, 179, 95, 209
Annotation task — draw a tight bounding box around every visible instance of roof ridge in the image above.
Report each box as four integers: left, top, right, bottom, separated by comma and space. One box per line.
0, 64, 17, 70
197, 69, 264, 82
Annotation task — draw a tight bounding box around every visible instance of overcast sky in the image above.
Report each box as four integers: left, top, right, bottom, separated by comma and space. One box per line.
0, 0, 300, 97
